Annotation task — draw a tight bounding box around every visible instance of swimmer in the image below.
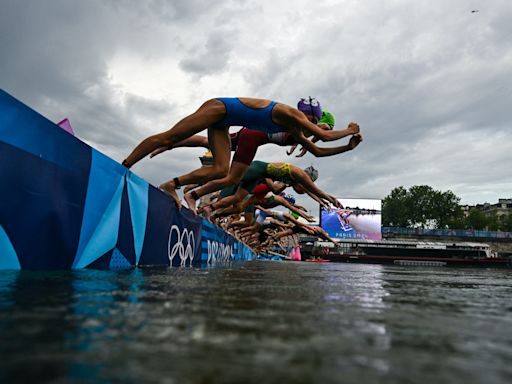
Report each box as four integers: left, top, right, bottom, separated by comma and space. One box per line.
201, 161, 341, 220
122, 97, 361, 211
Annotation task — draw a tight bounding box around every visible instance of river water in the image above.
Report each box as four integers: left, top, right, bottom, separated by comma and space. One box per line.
0, 261, 511, 384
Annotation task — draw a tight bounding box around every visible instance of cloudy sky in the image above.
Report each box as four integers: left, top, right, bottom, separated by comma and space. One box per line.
1, 0, 511, 218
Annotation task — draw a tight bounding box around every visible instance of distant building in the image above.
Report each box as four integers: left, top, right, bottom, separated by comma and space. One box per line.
462, 198, 512, 218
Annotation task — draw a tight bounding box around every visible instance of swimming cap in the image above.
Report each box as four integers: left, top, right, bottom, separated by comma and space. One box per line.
303, 165, 319, 182
284, 194, 296, 204
252, 183, 270, 201
319, 111, 335, 128
297, 97, 322, 121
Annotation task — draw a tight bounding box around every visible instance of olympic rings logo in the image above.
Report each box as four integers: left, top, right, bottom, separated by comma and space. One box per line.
168, 225, 195, 267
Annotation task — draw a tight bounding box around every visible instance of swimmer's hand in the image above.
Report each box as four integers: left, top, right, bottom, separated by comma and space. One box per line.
286, 144, 298, 156
150, 146, 170, 158
303, 226, 316, 235
295, 146, 308, 157
347, 122, 360, 135
319, 200, 331, 210
326, 195, 343, 209
348, 133, 363, 150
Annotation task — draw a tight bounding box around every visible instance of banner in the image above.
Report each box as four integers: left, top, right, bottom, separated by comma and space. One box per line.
320, 198, 382, 240
0, 89, 255, 270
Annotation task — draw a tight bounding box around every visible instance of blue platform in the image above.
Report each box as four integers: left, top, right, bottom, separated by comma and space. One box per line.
0, 89, 256, 270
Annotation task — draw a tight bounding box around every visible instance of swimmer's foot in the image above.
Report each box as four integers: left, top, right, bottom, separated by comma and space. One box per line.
184, 192, 198, 215
202, 205, 212, 222
183, 184, 199, 194
197, 204, 206, 215
159, 181, 182, 210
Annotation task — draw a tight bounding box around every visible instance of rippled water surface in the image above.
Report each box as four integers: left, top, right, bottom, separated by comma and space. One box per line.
1, 261, 511, 383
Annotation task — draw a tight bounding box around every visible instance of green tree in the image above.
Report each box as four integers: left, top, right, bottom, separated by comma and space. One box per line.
382, 185, 463, 229
465, 208, 487, 230
499, 214, 512, 232
408, 185, 437, 228
382, 186, 410, 227
486, 213, 501, 231
435, 190, 463, 228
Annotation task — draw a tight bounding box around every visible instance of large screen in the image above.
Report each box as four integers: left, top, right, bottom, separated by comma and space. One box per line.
320, 198, 382, 240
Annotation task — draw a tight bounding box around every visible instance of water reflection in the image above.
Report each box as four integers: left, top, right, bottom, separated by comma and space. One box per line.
318, 264, 391, 375
0, 263, 511, 383
380, 266, 512, 384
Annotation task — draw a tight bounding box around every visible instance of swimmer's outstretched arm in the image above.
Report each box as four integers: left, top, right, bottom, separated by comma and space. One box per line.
272, 228, 294, 241
281, 212, 309, 227
294, 136, 318, 158
303, 189, 329, 209
264, 179, 288, 195
273, 196, 314, 222
293, 132, 363, 158
294, 126, 332, 157
291, 167, 342, 208
298, 120, 360, 142
266, 218, 289, 229
315, 227, 337, 244
288, 122, 332, 157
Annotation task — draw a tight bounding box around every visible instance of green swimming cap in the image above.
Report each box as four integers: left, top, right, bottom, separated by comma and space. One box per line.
319, 111, 335, 127
290, 212, 300, 220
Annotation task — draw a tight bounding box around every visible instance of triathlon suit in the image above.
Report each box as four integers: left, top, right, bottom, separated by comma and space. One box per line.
218, 182, 269, 201
217, 161, 294, 202
255, 209, 285, 225
266, 162, 294, 184
229, 128, 295, 165
218, 182, 269, 207
211, 98, 290, 166
212, 98, 285, 133
238, 161, 294, 194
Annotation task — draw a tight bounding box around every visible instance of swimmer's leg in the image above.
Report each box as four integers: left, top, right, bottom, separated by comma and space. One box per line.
123, 99, 224, 168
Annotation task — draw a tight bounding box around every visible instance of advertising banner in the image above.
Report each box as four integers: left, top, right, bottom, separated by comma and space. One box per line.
320, 198, 382, 240
0, 90, 255, 270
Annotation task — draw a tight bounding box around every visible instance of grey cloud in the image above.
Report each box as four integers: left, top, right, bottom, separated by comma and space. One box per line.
2, 0, 511, 216
179, 31, 236, 76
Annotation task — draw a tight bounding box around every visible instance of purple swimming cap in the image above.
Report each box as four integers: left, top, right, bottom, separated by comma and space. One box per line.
297, 97, 322, 121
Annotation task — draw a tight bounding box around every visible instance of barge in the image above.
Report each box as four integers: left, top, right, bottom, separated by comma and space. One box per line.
302, 239, 512, 267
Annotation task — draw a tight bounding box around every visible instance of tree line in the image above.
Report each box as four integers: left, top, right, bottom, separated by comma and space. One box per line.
382, 185, 512, 231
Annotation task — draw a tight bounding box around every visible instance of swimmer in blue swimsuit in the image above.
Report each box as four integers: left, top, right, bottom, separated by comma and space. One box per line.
122, 97, 362, 212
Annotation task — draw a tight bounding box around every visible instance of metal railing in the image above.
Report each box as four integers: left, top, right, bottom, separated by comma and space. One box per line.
382, 227, 512, 239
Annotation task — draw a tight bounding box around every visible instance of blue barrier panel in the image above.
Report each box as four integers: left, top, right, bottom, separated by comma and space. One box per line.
201, 220, 237, 265
200, 220, 256, 266
0, 89, 256, 270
